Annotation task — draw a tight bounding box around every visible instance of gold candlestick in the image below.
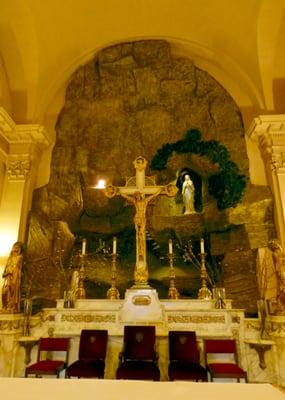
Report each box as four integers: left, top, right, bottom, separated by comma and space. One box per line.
198, 252, 212, 300
107, 253, 120, 299
77, 254, 86, 299
168, 252, 180, 299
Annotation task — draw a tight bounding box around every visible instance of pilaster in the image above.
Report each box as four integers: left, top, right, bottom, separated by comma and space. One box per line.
0, 107, 50, 266
247, 115, 285, 248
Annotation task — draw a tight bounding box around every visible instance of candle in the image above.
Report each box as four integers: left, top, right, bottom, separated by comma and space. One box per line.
82, 238, 87, 255
113, 237, 117, 254
169, 239, 173, 254
200, 238, 204, 254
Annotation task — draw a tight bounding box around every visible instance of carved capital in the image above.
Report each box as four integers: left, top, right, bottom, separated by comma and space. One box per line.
7, 156, 30, 180
272, 152, 285, 172
246, 115, 285, 166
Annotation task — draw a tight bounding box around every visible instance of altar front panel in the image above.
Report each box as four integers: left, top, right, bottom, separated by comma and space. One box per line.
0, 379, 284, 400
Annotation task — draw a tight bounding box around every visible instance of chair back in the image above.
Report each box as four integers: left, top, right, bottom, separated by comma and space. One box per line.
78, 329, 108, 360
204, 339, 238, 363
123, 325, 156, 360
169, 331, 200, 363
37, 337, 69, 362
204, 339, 236, 354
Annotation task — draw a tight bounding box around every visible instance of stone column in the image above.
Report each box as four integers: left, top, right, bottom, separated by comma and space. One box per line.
247, 115, 285, 248
0, 108, 50, 277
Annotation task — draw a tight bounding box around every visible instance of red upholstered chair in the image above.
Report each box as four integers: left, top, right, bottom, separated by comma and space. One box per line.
168, 331, 207, 381
66, 329, 108, 378
204, 339, 247, 382
116, 325, 160, 381
25, 337, 69, 378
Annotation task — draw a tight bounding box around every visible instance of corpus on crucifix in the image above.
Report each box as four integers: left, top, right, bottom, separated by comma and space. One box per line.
104, 156, 178, 287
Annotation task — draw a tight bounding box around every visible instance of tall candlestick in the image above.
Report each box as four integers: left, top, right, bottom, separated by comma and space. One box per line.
113, 237, 117, 254
82, 238, 87, 255
200, 238, 204, 254
169, 239, 173, 254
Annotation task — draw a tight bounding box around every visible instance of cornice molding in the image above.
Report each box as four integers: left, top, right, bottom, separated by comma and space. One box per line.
0, 108, 50, 158
246, 115, 285, 167
246, 115, 285, 144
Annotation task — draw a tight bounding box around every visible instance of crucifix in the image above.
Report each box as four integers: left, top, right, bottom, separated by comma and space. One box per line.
104, 156, 178, 287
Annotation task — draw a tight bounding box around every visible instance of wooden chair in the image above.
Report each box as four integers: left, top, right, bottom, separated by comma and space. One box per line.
204, 339, 247, 382
116, 325, 160, 381
66, 330, 108, 378
25, 337, 70, 378
168, 331, 207, 381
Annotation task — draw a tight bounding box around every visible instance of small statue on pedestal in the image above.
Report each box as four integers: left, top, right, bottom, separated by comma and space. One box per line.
182, 174, 195, 215
269, 239, 285, 314
2, 241, 24, 313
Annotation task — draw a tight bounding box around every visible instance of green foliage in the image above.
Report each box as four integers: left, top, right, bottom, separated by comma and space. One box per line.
150, 129, 246, 210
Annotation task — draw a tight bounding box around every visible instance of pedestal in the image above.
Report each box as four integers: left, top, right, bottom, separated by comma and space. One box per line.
18, 337, 39, 365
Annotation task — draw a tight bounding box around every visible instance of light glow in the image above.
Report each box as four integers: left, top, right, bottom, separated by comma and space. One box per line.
95, 179, 106, 189
0, 230, 17, 258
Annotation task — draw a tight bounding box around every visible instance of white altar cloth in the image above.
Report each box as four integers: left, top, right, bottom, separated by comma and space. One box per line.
0, 378, 284, 400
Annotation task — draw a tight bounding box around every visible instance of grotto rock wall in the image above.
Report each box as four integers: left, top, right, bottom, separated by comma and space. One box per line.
25, 40, 274, 314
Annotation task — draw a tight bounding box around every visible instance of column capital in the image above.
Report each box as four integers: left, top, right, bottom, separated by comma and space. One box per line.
272, 152, 285, 172
246, 115, 285, 169
246, 115, 285, 145
6, 154, 30, 181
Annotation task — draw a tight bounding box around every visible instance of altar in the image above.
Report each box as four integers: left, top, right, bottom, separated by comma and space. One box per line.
0, 290, 283, 386
2, 294, 244, 381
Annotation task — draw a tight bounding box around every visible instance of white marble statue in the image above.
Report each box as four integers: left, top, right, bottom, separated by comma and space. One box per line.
182, 174, 195, 214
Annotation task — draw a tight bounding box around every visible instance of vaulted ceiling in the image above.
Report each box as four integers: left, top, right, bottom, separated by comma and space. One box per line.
0, 0, 284, 141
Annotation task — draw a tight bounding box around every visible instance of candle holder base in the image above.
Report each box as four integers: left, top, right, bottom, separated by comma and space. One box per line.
107, 286, 120, 300
198, 286, 212, 300
168, 286, 180, 299
167, 251, 180, 300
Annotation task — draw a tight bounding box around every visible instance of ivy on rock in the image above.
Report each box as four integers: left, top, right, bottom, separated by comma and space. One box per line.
150, 129, 246, 210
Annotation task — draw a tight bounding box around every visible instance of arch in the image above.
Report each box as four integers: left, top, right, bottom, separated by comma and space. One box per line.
257, 0, 285, 110
39, 35, 265, 135
0, 2, 39, 121
0, 54, 12, 114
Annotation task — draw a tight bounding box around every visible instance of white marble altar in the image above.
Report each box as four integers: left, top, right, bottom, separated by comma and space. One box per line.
0, 294, 285, 386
